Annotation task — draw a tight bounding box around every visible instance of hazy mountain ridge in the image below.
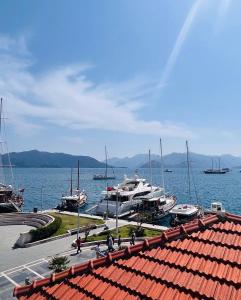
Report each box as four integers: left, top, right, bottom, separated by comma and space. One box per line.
3, 150, 106, 168
108, 152, 241, 169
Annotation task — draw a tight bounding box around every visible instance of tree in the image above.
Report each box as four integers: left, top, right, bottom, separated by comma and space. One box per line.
83, 224, 92, 242
48, 255, 70, 273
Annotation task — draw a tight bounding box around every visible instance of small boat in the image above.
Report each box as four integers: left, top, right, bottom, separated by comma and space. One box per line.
170, 141, 201, 226
164, 169, 172, 173
205, 201, 225, 214
57, 160, 87, 212
170, 204, 201, 225
0, 98, 24, 213
93, 146, 115, 180
93, 174, 116, 180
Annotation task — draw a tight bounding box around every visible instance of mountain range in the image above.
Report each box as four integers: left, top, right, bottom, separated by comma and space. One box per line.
2, 150, 106, 168
108, 153, 241, 169
2, 150, 241, 169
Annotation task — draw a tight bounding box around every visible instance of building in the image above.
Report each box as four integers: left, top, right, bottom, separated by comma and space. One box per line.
14, 213, 241, 299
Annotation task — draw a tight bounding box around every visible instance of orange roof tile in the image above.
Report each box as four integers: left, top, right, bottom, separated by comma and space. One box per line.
14, 213, 241, 300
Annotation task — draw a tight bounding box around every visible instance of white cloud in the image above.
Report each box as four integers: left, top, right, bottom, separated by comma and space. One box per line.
159, 0, 202, 87
0, 34, 193, 139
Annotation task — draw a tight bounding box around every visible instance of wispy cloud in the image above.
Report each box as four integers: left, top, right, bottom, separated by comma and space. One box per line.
214, 0, 231, 33
0, 34, 193, 140
159, 0, 202, 87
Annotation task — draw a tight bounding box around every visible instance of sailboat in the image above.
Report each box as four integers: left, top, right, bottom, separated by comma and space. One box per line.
203, 158, 227, 174
170, 141, 201, 225
133, 141, 176, 221
57, 160, 87, 211
0, 98, 24, 213
93, 146, 115, 180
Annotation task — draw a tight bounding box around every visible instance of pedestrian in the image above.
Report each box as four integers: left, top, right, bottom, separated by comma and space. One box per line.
118, 234, 122, 249
111, 234, 115, 245
130, 231, 136, 245
108, 234, 115, 252
76, 236, 82, 254
95, 242, 105, 258
106, 233, 110, 246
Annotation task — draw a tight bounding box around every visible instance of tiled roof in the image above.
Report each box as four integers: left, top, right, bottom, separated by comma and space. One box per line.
14, 213, 241, 300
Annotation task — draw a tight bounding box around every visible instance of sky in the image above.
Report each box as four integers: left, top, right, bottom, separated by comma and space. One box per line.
0, 0, 241, 159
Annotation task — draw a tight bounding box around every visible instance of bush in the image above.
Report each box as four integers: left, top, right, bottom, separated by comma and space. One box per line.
49, 255, 70, 273
30, 217, 62, 242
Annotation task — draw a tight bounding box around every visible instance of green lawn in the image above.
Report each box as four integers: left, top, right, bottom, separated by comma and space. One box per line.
86, 225, 162, 242
49, 212, 104, 237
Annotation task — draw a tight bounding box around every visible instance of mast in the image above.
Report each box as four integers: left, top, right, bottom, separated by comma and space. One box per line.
70, 168, 73, 196
211, 158, 213, 170
105, 145, 108, 178
160, 138, 165, 193
149, 149, 152, 187
186, 141, 191, 202
77, 160, 80, 191
0, 98, 2, 136
218, 157, 221, 171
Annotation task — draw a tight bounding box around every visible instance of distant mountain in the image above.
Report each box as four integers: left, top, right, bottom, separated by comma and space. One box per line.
3, 150, 106, 168
109, 152, 241, 169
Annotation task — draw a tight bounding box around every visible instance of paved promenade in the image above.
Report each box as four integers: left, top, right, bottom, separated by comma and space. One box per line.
0, 212, 168, 299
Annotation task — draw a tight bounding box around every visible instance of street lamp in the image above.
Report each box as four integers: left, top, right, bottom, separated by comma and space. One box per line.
116, 190, 119, 237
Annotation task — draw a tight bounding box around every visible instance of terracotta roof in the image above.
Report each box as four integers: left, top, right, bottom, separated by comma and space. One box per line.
14, 213, 241, 300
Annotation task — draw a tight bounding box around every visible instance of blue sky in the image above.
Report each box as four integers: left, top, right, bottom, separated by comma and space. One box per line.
0, 0, 240, 159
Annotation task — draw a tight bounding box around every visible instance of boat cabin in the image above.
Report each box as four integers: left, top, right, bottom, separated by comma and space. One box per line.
211, 202, 225, 213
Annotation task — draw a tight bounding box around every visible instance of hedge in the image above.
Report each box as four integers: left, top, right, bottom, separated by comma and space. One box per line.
30, 216, 62, 242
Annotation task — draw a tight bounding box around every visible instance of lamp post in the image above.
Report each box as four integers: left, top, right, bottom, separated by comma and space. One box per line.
77, 191, 80, 240
116, 191, 119, 237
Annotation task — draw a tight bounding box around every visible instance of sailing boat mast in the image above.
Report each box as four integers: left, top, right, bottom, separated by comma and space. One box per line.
0, 98, 2, 136
105, 145, 108, 178
77, 160, 80, 191
149, 149, 152, 187
186, 141, 191, 202
160, 138, 165, 193
70, 168, 73, 196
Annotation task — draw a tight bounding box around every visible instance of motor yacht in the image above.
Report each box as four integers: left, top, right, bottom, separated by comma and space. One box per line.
131, 188, 176, 221
93, 174, 158, 217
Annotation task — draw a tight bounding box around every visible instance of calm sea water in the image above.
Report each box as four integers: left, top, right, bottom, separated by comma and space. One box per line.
8, 167, 241, 219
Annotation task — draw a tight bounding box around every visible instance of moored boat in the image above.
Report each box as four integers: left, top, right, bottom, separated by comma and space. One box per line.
92, 174, 158, 217
0, 98, 24, 213
57, 160, 87, 212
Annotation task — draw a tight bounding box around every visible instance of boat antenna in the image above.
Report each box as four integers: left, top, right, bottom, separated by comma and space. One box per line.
149, 149, 152, 188
186, 140, 191, 202
160, 138, 165, 194
77, 159, 80, 191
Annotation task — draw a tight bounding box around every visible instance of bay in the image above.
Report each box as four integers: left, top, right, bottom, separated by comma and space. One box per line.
8, 167, 241, 217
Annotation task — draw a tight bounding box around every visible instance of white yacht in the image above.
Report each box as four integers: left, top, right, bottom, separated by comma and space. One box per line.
94, 174, 158, 217
132, 188, 176, 221
170, 204, 201, 225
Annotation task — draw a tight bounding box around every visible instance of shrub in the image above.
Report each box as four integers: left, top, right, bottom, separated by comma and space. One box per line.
49, 255, 70, 273
30, 217, 62, 242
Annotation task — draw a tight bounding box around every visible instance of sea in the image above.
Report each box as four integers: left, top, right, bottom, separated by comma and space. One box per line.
8, 167, 241, 224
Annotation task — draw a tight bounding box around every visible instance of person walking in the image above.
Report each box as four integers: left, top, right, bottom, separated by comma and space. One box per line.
76, 236, 82, 254
108, 234, 115, 252
130, 231, 136, 245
